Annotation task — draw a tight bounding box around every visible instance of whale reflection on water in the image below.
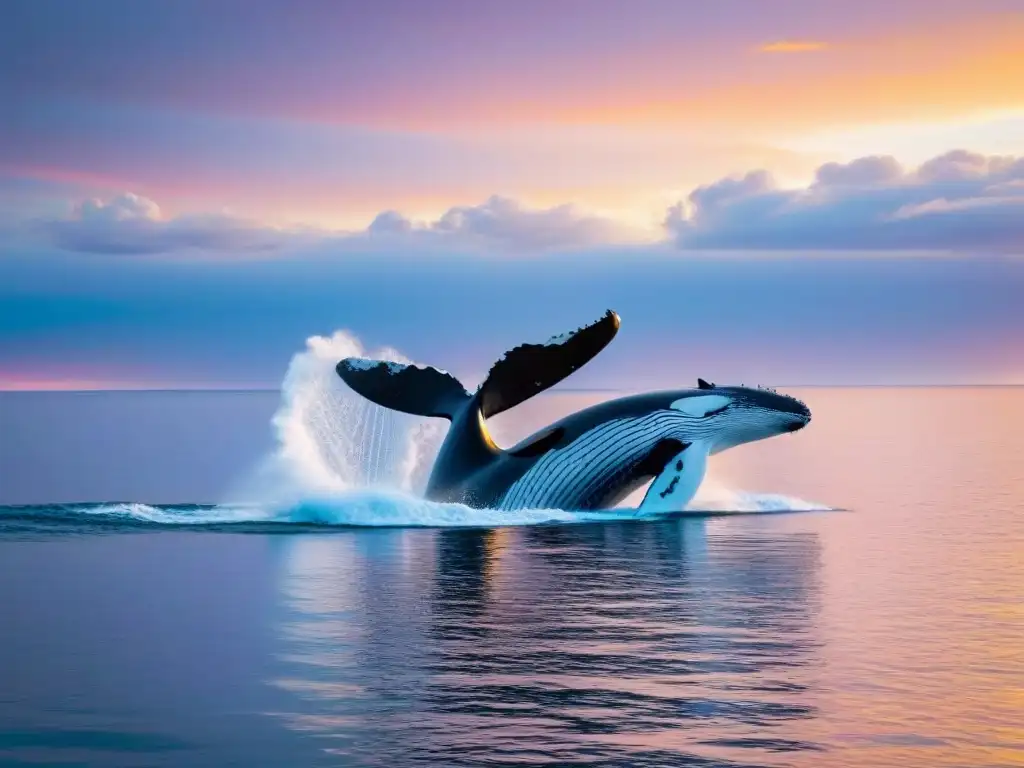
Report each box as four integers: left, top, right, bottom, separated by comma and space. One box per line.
270, 519, 824, 767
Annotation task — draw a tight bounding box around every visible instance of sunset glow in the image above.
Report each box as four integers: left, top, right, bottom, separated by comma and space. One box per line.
2, 0, 1023, 387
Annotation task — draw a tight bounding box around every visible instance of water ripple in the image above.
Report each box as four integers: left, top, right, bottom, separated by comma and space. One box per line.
271, 521, 826, 766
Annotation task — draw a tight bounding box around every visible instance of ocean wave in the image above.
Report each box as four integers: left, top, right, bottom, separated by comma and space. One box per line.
0, 489, 833, 532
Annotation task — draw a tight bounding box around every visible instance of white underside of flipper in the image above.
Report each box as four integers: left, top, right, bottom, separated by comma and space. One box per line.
638, 440, 709, 514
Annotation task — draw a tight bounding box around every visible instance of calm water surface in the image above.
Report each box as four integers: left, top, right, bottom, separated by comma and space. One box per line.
0, 388, 1022, 767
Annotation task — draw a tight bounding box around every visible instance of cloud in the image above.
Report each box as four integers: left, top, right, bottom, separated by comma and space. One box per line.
40, 152, 1024, 257
813, 156, 903, 187
758, 40, 829, 53
665, 150, 1024, 251
40, 193, 636, 256
367, 210, 415, 235
363, 195, 636, 252
46, 193, 286, 255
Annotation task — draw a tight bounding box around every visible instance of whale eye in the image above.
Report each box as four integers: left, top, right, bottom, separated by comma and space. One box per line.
670, 394, 732, 417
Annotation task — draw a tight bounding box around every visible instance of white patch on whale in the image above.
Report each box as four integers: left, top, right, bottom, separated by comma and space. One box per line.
491, 326, 579, 365
343, 358, 451, 376
670, 394, 732, 418
638, 440, 709, 514
545, 329, 575, 345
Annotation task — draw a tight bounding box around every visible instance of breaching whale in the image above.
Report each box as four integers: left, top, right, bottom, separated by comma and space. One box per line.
335, 310, 811, 513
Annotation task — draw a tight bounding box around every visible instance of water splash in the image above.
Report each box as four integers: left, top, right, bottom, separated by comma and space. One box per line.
0, 497, 828, 532
225, 330, 446, 507
689, 483, 830, 513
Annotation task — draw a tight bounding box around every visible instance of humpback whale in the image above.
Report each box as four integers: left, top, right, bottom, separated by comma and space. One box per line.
335, 310, 811, 513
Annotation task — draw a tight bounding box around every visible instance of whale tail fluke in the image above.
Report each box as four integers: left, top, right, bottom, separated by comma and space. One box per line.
335, 358, 470, 420
335, 309, 620, 422
477, 309, 620, 418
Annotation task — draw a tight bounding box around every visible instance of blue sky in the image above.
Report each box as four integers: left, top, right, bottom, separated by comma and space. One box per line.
3, 244, 1022, 388
2, 0, 1023, 387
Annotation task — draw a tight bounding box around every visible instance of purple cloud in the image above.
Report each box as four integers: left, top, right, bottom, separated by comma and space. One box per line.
41, 152, 1024, 257
364, 195, 632, 252
44, 193, 632, 256
46, 193, 286, 255
665, 150, 1024, 251
367, 210, 415, 235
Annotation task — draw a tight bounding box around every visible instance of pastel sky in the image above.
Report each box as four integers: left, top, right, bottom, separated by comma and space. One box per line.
2, 0, 1023, 388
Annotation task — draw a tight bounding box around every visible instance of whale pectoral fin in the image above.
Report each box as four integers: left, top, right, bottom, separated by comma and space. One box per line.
478, 309, 620, 419
336, 358, 470, 420
638, 441, 709, 515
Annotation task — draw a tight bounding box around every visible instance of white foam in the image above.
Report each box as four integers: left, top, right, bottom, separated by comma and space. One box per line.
74, 502, 270, 525
70, 494, 647, 528
68, 488, 829, 528
688, 483, 831, 513
279, 490, 640, 527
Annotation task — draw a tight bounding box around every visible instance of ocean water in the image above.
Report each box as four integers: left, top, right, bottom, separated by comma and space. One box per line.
1, 385, 1022, 767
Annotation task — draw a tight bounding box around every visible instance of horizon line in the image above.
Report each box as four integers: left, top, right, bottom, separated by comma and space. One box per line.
1, 383, 1022, 394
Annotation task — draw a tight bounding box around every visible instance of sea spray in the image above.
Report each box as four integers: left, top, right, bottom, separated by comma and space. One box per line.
689, 478, 827, 513
223, 330, 446, 508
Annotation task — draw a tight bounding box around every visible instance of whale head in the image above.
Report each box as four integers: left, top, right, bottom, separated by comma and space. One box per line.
667, 381, 811, 454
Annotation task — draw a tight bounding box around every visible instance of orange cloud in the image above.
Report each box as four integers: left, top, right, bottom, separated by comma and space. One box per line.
758, 40, 829, 53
